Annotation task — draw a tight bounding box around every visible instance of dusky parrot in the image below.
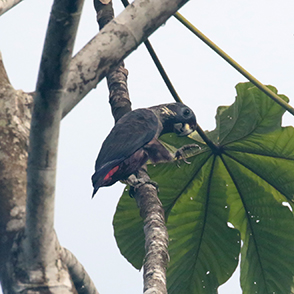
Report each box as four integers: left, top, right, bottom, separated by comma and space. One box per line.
91, 102, 197, 197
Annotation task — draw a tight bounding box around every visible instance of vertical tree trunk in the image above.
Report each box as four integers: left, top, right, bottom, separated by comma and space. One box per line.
1, 0, 84, 292
0, 52, 33, 292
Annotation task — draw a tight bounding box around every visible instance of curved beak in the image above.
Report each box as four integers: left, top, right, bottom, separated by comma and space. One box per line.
174, 122, 195, 137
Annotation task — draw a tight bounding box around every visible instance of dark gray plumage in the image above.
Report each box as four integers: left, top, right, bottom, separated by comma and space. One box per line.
91, 102, 197, 197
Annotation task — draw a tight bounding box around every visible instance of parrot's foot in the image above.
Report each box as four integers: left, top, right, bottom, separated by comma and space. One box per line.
126, 175, 159, 197
175, 144, 200, 165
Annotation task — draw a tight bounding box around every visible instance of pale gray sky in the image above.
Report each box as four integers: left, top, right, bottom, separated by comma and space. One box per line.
0, 1, 293, 293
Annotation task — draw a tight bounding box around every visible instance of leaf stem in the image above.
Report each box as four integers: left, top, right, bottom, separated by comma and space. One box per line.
196, 125, 220, 154
144, 40, 183, 103
174, 12, 294, 116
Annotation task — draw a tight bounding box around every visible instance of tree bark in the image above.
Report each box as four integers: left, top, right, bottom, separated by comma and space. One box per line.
0, 52, 33, 289
60, 247, 99, 294
134, 168, 169, 294
94, 0, 131, 121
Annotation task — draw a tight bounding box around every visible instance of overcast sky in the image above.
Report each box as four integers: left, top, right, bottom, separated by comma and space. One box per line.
0, 0, 293, 293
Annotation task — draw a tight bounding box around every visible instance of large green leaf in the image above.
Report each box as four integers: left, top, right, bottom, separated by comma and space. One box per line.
165, 156, 240, 294
113, 82, 294, 294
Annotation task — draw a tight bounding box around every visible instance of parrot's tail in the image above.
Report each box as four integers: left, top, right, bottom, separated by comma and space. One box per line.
92, 187, 99, 198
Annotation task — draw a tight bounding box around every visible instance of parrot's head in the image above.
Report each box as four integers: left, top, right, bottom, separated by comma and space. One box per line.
150, 103, 197, 136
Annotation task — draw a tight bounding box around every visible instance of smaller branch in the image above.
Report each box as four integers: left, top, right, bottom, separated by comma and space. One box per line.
0, 0, 23, 16
94, 0, 131, 121
107, 65, 131, 122
134, 169, 169, 294
174, 12, 294, 116
60, 247, 99, 294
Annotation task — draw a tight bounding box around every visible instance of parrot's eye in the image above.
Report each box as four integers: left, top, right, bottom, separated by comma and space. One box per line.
183, 108, 191, 117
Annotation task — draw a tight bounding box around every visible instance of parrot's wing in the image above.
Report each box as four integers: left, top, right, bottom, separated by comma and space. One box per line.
93, 108, 159, 179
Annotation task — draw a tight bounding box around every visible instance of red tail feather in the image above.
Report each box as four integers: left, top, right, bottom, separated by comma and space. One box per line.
104, 166, 119, 181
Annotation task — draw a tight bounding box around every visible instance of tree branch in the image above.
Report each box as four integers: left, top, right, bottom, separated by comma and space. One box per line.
60, 247, 100, 294
93, 1, 169, 293
62, 0, 190, 118
134, 168, 169, 294
0, 0, 23, 16
17, 0, 84, 292
93, 0, 131, 121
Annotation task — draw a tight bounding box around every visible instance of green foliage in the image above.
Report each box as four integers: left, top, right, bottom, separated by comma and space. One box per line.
113, 82, 294, 293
